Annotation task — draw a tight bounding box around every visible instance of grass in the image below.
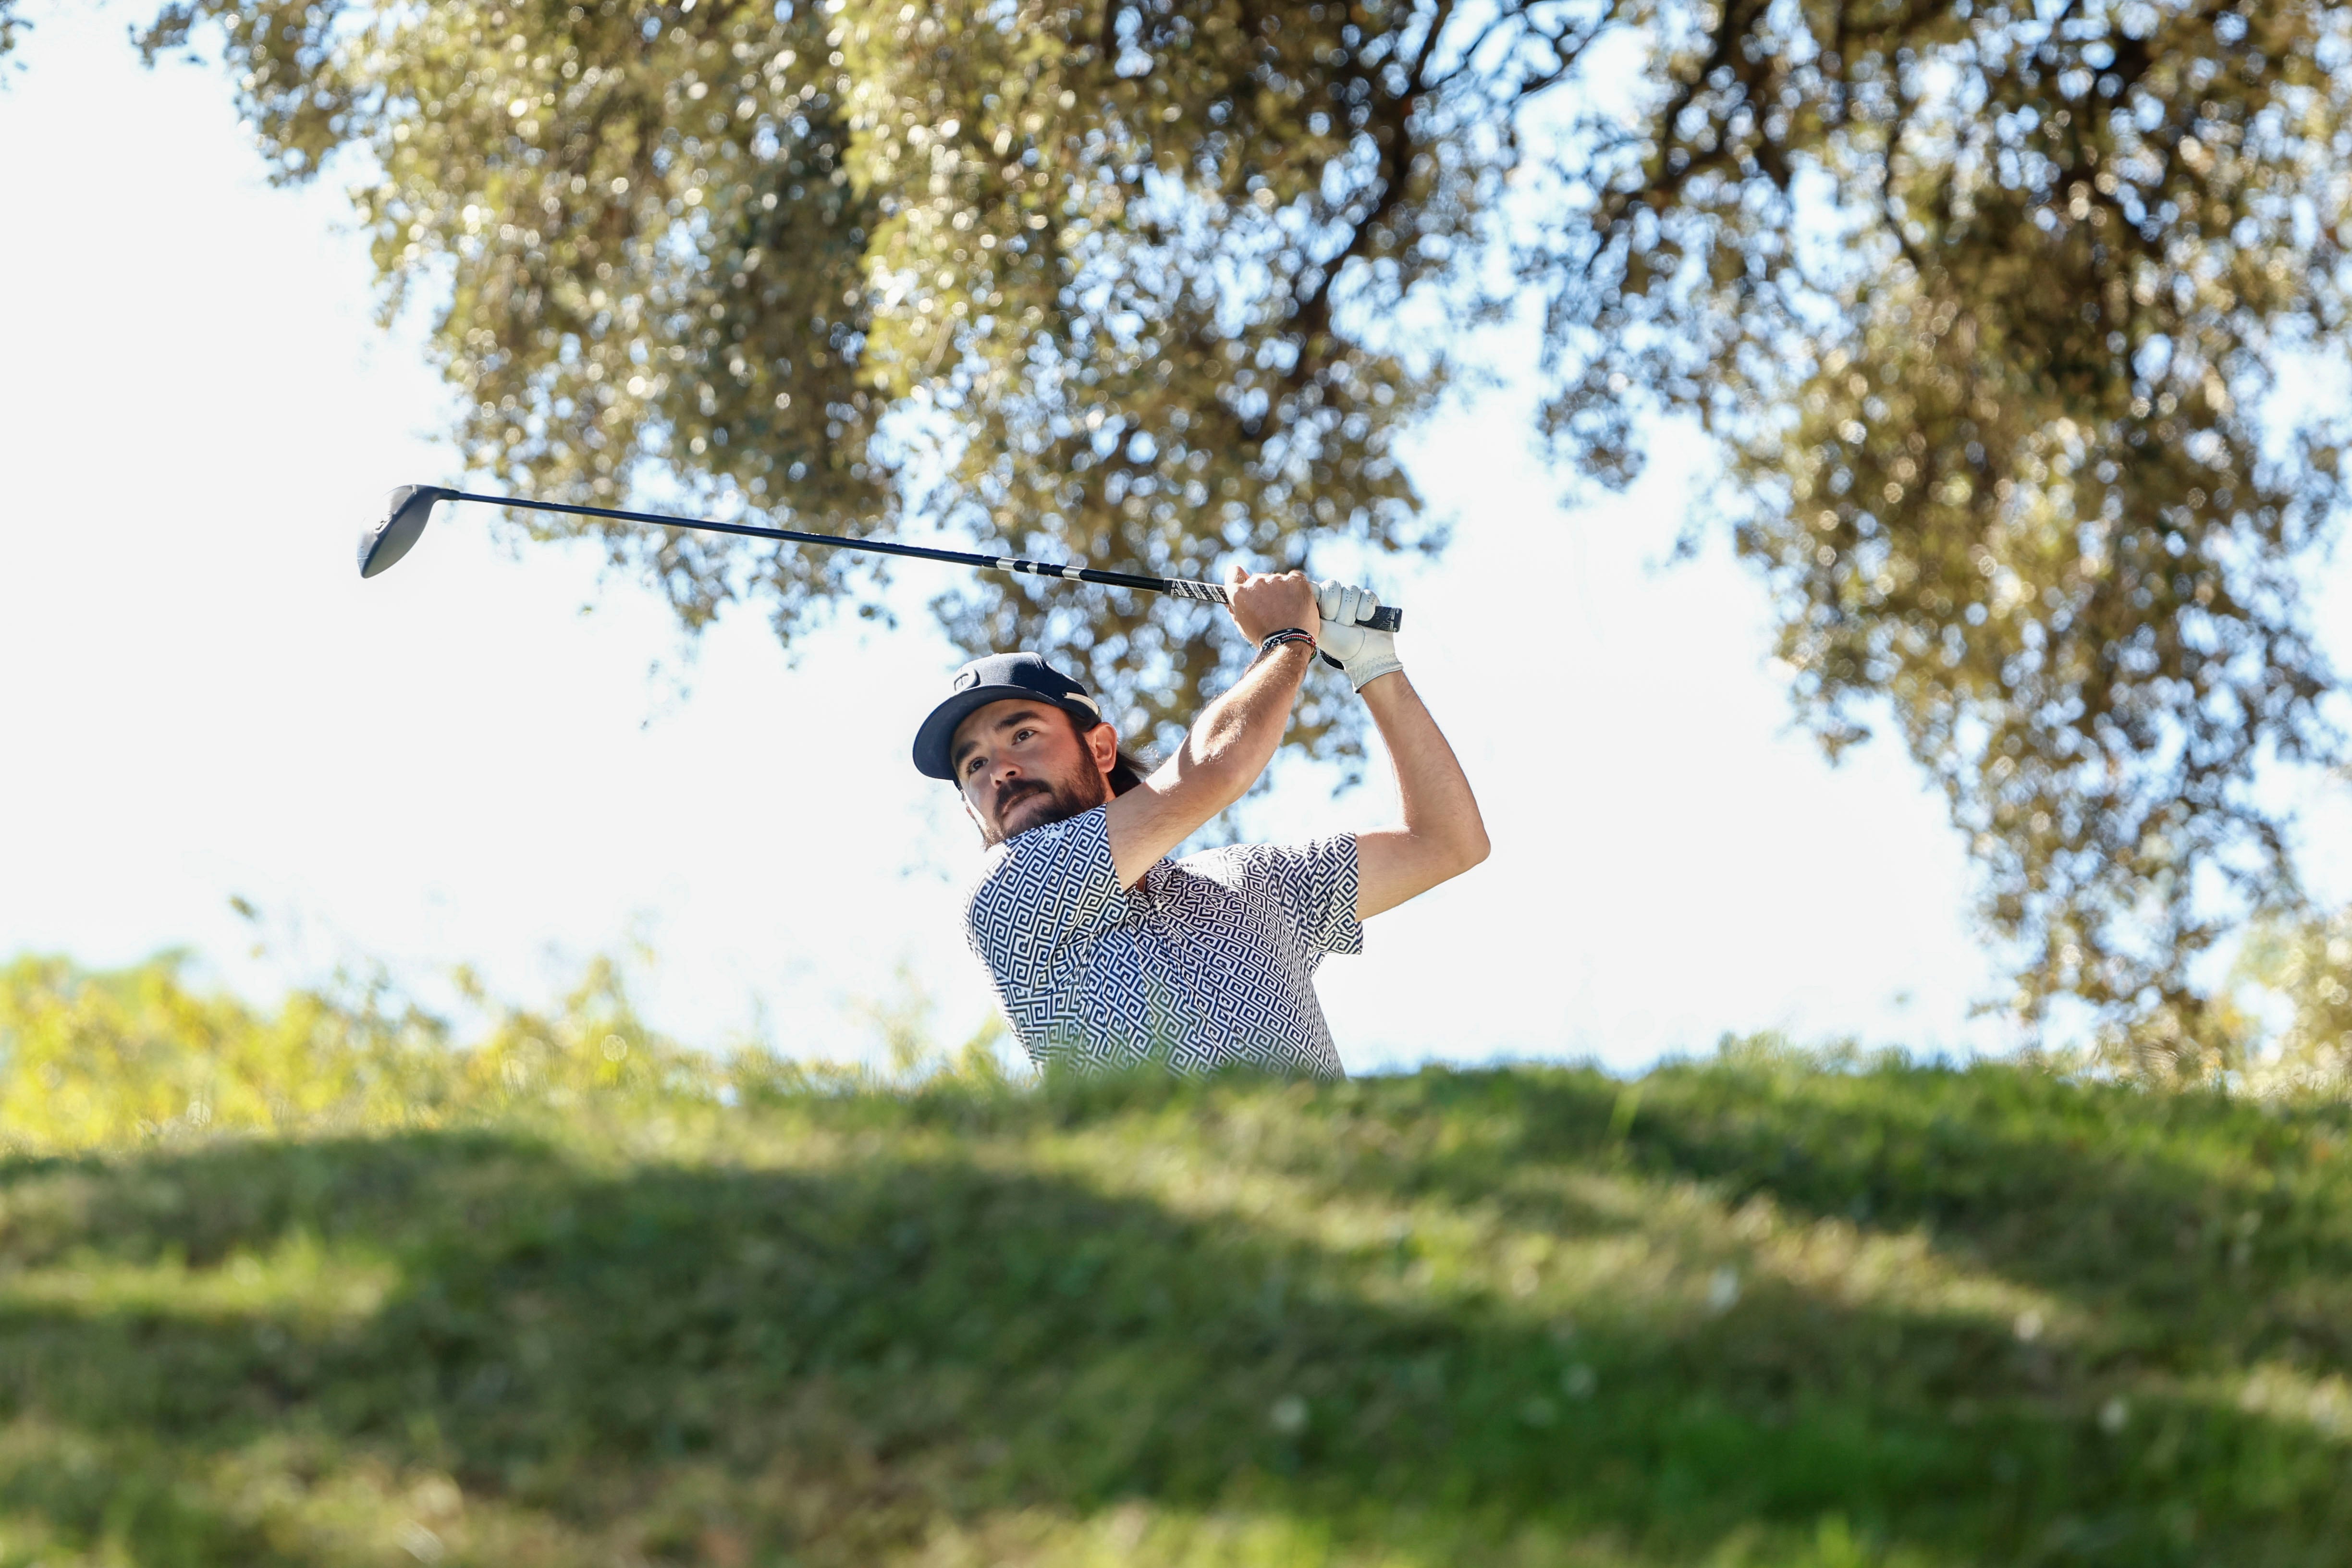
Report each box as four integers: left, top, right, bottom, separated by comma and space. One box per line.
2, 960, 2351, 1564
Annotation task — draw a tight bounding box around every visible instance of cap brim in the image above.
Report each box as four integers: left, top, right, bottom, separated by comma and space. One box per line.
912, 684, 1099, 780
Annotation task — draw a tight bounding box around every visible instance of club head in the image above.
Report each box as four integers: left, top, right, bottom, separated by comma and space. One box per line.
358, 485, 457, 578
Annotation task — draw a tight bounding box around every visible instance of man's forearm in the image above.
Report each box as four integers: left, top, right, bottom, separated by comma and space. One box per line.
1104, 640, 1313, 886
1164, 641, 1312, 805
1362, 674, 1482, 842
1354, 671, 1489, 919
1102, 568, 1323, 885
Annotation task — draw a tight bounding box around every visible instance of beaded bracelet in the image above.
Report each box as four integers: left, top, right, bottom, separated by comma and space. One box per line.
1256, 627, 1317, 660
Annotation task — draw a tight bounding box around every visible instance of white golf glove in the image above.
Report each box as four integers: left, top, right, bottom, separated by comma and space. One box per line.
1315, 579, 1404, 692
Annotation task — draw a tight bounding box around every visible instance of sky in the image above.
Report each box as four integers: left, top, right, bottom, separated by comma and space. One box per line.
0, 3, 2212, 1073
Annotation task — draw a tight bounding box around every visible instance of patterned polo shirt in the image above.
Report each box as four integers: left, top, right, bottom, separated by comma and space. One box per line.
964, 805, 1362, 1078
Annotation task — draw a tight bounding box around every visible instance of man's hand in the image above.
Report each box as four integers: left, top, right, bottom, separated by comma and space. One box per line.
1224, 566, 1322, 647
1315, 580, 1405, 692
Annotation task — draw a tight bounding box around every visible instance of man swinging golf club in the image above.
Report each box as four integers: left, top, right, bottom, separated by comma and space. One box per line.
356, 487, 1470, 1076
912, 568, 1488, 1078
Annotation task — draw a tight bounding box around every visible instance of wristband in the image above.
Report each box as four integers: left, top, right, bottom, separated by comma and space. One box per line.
1256, 627, 1317, 660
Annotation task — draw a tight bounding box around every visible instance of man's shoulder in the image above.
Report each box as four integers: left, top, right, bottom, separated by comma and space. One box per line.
1179, 833, 1355, 885
1168, 839, 1249, 887
1173, 835, 1362, 957
963, 806, 1116, 916
962, 805, 1143, 976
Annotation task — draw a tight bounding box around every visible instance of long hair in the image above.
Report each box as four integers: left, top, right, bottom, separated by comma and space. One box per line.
1066, 708, 1150, 796
1106, 749, 1149, 796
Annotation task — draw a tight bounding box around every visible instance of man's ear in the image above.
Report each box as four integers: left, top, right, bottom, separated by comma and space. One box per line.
1084, 721, 1121, 779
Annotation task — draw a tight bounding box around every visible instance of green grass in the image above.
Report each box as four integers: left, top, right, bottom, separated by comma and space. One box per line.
2, 963, 2352, 1564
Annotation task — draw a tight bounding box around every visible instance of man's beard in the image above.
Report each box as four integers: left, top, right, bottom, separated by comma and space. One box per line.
981, 769, 1112, 847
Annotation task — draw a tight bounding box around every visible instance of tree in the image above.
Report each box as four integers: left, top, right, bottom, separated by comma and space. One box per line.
0, 3, 27, 72
138, 0, 2352, 1062
2234, 906, 2352, 1091
143, 0, 1465, 771
1530, 0, 2351, 1064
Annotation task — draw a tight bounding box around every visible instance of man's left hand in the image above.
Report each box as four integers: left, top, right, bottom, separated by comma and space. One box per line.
1316, 580, 1404, 691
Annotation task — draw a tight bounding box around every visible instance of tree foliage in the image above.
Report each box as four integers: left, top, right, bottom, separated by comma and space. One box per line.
1535, 0, 2352, 1059
135, 0, 2352, 1054
2237, 906, 2352, 1091
0, 2, 26, 72
141, 0, 1472, 765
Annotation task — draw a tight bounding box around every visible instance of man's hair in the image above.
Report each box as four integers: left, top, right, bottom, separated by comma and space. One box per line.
1066, 708, 1149, 796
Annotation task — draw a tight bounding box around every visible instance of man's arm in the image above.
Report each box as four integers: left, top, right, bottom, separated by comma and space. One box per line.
1353, 671, 1489, 919
1102, 569, 1320, 887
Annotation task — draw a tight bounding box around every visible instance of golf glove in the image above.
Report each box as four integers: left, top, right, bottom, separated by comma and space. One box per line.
1315, 580, 1404, 692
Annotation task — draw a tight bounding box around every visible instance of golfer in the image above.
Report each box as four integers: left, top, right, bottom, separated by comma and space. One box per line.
912, 569, 1487, 1077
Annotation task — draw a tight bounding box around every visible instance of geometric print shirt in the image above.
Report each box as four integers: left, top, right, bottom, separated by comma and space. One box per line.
963, 805, 1361, 1078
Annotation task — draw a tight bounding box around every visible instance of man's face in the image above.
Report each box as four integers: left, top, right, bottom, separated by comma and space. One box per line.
950, 699, 1115, 846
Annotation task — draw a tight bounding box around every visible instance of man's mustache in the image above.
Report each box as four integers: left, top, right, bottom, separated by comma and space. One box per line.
994, 778, 1049, 816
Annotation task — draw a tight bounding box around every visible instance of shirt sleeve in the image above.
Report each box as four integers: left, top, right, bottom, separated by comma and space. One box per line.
963, 806, 1130, 990
1209, 834, 1365, 959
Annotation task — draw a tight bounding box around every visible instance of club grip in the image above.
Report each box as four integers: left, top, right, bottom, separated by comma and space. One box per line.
1174, 577, 1399, 631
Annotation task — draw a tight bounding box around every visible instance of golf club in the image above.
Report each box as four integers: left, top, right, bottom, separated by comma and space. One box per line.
357, 485, 1406, 632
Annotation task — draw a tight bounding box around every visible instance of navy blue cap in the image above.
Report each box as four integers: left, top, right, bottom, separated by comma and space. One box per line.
912, 652, 1102, 780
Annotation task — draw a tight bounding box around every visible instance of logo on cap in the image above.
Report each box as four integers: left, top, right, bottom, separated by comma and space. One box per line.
953, 669, 980, 691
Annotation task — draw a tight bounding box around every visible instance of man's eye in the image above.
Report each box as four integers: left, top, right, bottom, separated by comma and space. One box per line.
1013, 728, 1035, 742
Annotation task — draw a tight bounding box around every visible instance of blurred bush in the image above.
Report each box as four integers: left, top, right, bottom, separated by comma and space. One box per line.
0, 952, 908, 1154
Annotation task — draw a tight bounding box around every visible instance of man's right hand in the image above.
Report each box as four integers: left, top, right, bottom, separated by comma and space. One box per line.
1224, 565, 1322, 648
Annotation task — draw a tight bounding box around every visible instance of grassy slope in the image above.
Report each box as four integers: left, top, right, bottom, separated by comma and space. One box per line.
1, 1052, 2349, 1567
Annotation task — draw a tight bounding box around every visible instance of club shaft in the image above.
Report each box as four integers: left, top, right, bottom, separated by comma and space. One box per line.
442, 490, 1404, 633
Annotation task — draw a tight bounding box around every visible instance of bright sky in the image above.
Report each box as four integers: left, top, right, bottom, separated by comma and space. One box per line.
0, 7, 2085, 1071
